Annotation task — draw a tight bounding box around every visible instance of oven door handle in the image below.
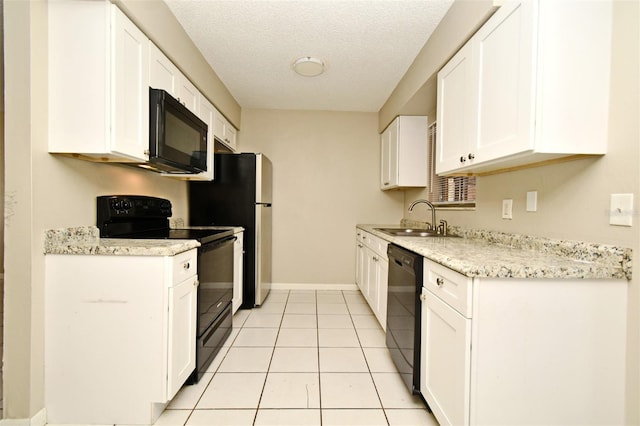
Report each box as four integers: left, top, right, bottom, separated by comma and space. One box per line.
200, 235, 237, 253
200, 304, 231, 346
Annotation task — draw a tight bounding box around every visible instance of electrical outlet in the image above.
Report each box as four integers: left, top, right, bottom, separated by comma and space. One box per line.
502, 199, 513, 219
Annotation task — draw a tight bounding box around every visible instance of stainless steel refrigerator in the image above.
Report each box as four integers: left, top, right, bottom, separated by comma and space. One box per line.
189, 153, 272, 307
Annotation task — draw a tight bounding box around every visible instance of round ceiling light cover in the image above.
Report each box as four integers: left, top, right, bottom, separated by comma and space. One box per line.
292, 56, 326, 77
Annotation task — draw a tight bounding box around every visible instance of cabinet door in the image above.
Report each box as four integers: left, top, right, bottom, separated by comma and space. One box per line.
110, 5, 149, 161
380, 120, 399, 189
421, 289, 471, 426
225, 125, 238, 151
192, 95, 215, 180
436, 43, 473, 174
177, 77, 199, 114
214, 113, 237, 151
213, 112, 226, 143
149, 42, 179, 95
375, 256, 388, 330
356, 239, 366, 290
232, 233, 244, 314
167, 275, 197, 400
470, 1, 535, 163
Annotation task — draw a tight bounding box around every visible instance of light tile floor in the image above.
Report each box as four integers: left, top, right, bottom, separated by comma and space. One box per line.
143, 289, 439, 426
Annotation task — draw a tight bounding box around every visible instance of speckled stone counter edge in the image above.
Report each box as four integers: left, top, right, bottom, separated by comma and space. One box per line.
44, 226, 199, 256
400, 218, 632, 280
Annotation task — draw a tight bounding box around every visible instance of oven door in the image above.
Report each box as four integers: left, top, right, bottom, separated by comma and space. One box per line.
197, 236, 236, 336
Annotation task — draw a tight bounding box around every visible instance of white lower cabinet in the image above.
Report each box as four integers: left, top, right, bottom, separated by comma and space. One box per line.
421, 288, 471, 426
45, 249, 198, 425
355, 229, 388, 329
420, 258, 627, 425
233, 231, 244, 313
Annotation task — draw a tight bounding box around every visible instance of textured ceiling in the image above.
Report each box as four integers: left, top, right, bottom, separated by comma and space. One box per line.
164, 0, 453, 112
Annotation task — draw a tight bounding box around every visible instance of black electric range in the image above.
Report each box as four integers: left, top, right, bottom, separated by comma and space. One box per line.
96, 195, 236, 385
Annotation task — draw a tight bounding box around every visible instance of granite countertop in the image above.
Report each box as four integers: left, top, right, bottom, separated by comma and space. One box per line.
358, 224, 632, 280
44, 227, 200, 256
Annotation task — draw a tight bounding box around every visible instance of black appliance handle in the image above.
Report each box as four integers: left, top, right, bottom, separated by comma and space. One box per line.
200, 235, 236, 253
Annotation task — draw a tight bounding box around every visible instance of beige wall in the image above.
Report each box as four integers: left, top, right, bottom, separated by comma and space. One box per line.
2, 0, 233, 419
239, 109, 403, 286
401, 1, 639, 423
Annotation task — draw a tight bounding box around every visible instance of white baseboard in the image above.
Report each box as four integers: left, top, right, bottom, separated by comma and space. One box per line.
0, 408, 46, 426
270, 283, 358, 291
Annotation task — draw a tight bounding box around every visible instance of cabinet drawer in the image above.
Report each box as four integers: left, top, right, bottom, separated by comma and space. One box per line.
360, 231, 388, 259
172, 249, 197, 284
423, 259, 472, 318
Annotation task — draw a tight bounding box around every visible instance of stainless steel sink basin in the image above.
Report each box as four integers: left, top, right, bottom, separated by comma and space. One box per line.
375, 227, 443, 237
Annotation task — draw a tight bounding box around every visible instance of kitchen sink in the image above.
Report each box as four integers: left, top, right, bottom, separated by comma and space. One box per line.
375, 227, 447, 237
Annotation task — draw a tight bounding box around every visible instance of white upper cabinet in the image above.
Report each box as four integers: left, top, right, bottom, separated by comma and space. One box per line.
49, 2, 149, 162
149, 42, 199, 115
149, 42, 180, 95
214, 112, 238, 152
436, 43, 473, 173
380, 116, 428, 190
436, 0, 612, 175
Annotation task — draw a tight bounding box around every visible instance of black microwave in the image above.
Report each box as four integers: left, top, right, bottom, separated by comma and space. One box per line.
149, 88, 207, 174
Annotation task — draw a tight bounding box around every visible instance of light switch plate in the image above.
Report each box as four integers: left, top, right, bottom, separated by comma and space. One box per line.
502, 199, 513, 219
610, 193, 633, 226
526, 191, 537, 212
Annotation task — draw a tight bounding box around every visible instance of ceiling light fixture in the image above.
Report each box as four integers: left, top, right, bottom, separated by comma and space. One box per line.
292, 56, 326, 77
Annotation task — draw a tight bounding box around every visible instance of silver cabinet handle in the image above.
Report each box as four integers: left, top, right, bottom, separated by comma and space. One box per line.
460, 156, 466, 163
420, 293, 427, 301
468, 153, 475, 160
183, 262, 191, 271
436, 277, 444, 287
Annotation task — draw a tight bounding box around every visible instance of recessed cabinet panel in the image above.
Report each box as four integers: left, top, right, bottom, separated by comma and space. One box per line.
149, 42, 179, 95
472, 1, 534, 162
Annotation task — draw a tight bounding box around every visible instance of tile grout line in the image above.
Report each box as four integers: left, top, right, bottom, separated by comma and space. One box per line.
252, 289, 290, 425
316, 290, 323, 425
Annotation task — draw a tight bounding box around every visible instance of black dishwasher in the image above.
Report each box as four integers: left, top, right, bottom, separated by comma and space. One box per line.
386, 244, 423, 394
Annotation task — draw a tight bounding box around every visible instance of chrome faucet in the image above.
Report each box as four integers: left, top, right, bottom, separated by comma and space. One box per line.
408, 199, 437, 232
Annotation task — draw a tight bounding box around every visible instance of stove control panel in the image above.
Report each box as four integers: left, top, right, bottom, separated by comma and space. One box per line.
97, 195, 172, 228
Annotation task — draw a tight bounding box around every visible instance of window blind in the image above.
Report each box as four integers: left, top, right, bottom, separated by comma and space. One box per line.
427, 122, 476, 206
